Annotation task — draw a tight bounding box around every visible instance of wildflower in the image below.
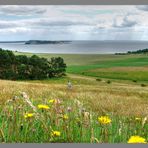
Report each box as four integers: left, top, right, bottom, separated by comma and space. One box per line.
128, 136, 147, 143
55, 99, 61, 104
83, 112, 91, 120
98, 116, 111, 125
11, 96, 18, 101
49, 99, 56, 103
24, 113, 34, 118
142, 117, 147, 127
74, 99, 82, 107
82, 108, 86, 112
38, 104, 49, 110
67, 106, 72, 112
51, 131, 61, 137
21, 92, 28, 99
135, 117, 141, 121
63, 114, 69, 120
67, 80, 72, 90
21, 92, 37, 112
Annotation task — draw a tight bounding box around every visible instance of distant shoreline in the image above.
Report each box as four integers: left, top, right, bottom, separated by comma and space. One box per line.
14, 51, 112, 55
1, 40, 148, 43
0, 40, 72, 44
0, 41, 25, 43
1, 40, 148, 54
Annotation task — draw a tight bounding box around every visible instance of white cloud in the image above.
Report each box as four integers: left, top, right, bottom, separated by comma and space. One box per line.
0, 5, 148, 40
0, 5, 46, 16
136, 5, 148, 11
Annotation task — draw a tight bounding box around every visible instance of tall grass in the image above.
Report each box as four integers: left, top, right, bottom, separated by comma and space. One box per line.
0, 79, 148, 143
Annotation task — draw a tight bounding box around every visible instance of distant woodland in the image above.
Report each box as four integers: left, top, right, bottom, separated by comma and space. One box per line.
127, 48, 148, 54
115, 48, 148, 55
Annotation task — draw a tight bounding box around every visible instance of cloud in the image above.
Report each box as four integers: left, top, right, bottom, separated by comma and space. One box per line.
136, 5, 148, 11
0, 20, 19, 29
113, 16, 137, 28
30, 18, 93, 27
0, 6, 46, 16
0, 5, 147, 41
0, 17, 94, 30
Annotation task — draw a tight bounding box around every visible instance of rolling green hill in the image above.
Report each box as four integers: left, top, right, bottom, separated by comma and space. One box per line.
14, 52, 148, 82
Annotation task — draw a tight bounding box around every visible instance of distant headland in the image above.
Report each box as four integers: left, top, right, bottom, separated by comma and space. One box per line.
25, 40, 71, 45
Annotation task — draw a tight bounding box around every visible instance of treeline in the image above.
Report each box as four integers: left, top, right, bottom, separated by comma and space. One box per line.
127, 48, 148, 54
0, 48, 66, 80
115, 48, 148, 55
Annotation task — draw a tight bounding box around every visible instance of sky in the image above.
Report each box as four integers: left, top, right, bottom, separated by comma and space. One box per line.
0, 5, 148, 41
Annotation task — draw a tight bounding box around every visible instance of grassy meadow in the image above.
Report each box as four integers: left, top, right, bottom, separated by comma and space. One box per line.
15, 52, 148, 82
0, 52, 148, 143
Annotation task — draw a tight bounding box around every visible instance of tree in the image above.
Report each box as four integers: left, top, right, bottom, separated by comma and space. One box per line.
17, 64, 30, 79
0, 49, 12, 68
0, 49, 67, 80
0, 49, 17, 79
49, 57, 67, 77
29, 55, 49, 79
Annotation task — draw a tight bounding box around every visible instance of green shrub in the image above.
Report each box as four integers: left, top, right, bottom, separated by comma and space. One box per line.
141, 84, 146, 87
106, 80, 111, 84
96, 78, 102, 81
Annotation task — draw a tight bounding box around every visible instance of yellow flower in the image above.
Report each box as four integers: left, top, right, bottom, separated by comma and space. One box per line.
24, 113, 34, 118
49, 99, 55, 103
63, 114, 68, 120
135, 117, 141, 121
38, 104, 49, 110
128, 136, 147, 143
51, 131, 61, 137
98, 116, 111, 125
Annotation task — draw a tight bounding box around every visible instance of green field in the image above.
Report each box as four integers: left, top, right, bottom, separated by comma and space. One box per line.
15, 52, 148, 82
67, 56, 148, 82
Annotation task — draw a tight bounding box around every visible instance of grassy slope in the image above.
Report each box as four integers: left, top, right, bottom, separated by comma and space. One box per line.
1, 77, 148, 116
0, 53, 147, 143
67, 56, 148, 81
0, 77, 148, 143
14, 52, 148, 82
